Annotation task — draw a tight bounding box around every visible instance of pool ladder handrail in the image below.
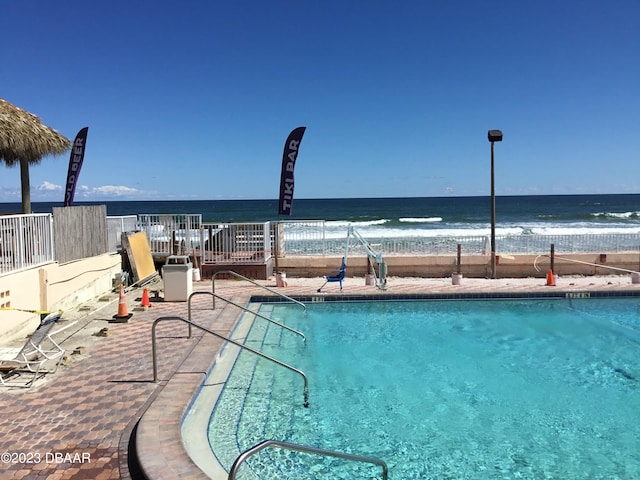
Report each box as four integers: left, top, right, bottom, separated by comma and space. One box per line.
188, 290, 306, 344
212, 270, 306, 312
228, 439, 388, 480
151, 315, 309, 407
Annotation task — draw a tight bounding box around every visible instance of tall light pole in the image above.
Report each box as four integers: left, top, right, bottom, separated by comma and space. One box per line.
488, 130, 503, 279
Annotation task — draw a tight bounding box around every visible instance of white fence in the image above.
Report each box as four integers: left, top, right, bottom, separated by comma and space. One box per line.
278, 221, 640, 256
137, 214, 203, 257
133, 216, 272, 265
201, 222, 272, 264
0, 214, 54, 275
106, 215, 138, 253
2, 213, 639, 276
277, 220, 326, 255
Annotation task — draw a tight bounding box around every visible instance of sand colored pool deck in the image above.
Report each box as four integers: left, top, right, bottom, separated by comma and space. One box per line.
1, 274, 638, 480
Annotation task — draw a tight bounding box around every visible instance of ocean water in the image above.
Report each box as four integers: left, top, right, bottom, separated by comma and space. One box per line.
3, 193, 639, 240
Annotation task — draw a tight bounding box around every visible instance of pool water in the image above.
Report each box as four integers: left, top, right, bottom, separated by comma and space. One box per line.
208, 298, 640, 479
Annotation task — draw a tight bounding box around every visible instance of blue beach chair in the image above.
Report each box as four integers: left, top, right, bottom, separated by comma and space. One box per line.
317, 257, 347, 292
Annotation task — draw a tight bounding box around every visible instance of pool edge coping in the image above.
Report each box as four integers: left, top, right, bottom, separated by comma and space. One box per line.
133, 293, 252, 480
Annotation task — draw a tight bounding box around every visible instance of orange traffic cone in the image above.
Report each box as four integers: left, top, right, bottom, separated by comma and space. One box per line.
141, 288, 151, 310
112, 284, 133, 322
546, 269, 555, 286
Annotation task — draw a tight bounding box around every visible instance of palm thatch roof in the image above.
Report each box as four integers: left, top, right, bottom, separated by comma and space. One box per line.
0, 98, 71, 166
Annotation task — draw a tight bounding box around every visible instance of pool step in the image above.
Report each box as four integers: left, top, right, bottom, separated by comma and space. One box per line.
208, 306, 303, 474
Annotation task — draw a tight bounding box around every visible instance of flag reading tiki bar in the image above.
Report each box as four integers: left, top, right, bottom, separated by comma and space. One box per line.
278, 126, 306, 215
63, 127, 89, 207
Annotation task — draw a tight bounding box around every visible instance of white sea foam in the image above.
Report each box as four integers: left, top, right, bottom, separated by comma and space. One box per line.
528, 225, 640, 236
322, 221, 640, 240
399, 217, 443, 223
328, 219, 390, 228
592, 211, 640, 219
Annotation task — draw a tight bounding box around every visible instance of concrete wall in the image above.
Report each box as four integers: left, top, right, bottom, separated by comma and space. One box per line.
276, 253, 640, 279
0, 253, 122, 344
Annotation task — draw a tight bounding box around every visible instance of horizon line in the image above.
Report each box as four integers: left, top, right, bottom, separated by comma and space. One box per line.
1, 191, 639, 205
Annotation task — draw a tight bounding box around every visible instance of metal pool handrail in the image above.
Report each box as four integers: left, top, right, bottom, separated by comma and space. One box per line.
212, 270, 306, 312
228, 439, 388, 480
151, 316, 309, 407
188, 291, 306, 344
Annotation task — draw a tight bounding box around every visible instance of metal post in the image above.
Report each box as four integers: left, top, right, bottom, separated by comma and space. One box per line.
490, 141, 496, 279
487, 130, 502, 279
274, 221, 280, 273
550, 243, 555, 272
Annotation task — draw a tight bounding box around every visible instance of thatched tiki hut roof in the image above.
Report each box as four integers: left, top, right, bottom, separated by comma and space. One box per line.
0, 98, 71, 213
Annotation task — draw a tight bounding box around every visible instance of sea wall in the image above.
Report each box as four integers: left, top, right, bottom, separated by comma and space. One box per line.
276, 253, 640, 279
0, 253, 122, 343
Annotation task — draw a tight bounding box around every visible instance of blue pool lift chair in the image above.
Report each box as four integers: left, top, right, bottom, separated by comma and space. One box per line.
317, 257, 347, 292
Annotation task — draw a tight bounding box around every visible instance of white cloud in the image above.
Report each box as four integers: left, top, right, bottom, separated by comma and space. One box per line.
37, 181, 63, 191
87, 185, 144, 196
1, 181, 156, 202
0, 186, 20, 199
73, 184, 155, 199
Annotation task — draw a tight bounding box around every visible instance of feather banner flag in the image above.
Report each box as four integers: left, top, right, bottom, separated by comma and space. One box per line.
278, 126, 306, 215
63, 127, 88, 207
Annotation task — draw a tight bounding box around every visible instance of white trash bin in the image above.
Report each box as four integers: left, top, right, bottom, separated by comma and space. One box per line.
162, 255, 193, 301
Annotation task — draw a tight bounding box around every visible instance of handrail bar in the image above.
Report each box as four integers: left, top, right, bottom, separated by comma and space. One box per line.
151, 316, 309, 407
228, 439, 388, 480
212, 270, 306, 312
187, 291, 306, 344
534, 253, 640, 275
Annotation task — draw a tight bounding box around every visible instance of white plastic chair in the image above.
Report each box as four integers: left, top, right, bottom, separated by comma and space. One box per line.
0, 311, 76, 388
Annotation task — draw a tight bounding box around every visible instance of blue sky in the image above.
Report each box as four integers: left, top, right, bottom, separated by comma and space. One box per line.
1, 1, 638, 202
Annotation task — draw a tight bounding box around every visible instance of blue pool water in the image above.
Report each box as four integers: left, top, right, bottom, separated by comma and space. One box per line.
208, 297, 640, 479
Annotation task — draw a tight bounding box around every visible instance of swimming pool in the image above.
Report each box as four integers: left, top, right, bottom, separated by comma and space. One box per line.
204, 296, 640, 479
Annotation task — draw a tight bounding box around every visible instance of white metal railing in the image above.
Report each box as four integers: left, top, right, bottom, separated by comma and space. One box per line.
277, 220, 326, 255
201, 222, 272, 264
228, 440, 388, 480
136, 214, 202, 257
499, 233, 640, 254
1, 213, 638, 276
151, 315, 309, 407
106, 215, 138, 253
211, 270, 306, 311
0, 213, 54, 275
276, 221, 640, 256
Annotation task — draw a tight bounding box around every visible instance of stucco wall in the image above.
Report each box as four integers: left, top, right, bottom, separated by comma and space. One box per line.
0, 253, 122, 343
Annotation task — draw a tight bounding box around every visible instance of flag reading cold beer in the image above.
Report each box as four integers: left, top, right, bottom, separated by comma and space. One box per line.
278, 126, 306, 215
63, 127, 89, 207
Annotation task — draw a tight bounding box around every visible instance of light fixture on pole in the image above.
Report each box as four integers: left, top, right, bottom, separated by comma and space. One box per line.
488, 129, 503, 279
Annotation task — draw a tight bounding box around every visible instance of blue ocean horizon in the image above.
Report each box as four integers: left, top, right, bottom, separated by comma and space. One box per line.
2, 193, 639, 239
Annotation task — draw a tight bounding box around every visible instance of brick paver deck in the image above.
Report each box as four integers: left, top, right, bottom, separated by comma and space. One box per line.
1, 274, 638, 479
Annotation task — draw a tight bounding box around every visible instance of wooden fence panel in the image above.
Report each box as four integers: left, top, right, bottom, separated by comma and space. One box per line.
53, 206, 108, 263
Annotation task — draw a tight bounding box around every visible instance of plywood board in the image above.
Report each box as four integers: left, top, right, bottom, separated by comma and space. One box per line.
122, 232, 156, 284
